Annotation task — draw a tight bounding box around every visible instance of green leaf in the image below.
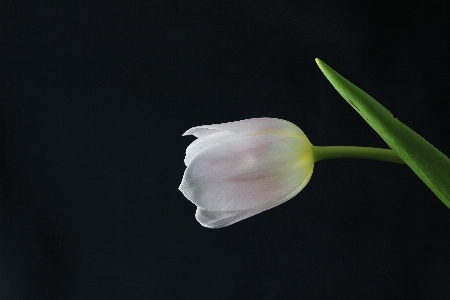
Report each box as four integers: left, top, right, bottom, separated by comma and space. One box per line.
315, 58, 450, 208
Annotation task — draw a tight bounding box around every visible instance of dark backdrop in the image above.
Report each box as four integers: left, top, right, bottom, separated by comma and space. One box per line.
1, 1, 450, 299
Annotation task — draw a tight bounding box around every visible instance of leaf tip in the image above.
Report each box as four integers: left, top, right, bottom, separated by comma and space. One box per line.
315, 58, 328, 74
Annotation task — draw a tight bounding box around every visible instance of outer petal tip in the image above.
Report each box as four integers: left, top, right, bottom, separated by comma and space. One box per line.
178, 179, 193, 203
195, 208, 246, 228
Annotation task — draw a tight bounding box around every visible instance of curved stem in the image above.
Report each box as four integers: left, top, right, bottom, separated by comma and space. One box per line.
313, 146, 405, 164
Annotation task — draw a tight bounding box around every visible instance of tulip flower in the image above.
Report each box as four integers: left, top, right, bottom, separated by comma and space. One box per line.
180, 118, 404, 228
179, 118, 314, 228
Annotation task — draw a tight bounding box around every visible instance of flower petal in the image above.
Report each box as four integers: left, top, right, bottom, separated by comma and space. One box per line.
195, 206, 275, 228
195, 170, 312, 228
182, 127, 220, 138
184, 118, 310, 143
179, 135, 314, 211
184, 130, 236, 166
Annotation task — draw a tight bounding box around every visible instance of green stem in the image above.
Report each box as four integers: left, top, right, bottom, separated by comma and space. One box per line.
313, 146, 405, 164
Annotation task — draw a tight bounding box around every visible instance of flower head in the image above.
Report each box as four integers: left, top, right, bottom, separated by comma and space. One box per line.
179, 118, 314, 228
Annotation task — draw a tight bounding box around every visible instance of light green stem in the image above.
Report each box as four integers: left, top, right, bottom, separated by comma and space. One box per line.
313, 146, 405, 164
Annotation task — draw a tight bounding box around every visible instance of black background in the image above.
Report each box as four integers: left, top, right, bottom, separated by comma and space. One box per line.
2, 1, 450, 299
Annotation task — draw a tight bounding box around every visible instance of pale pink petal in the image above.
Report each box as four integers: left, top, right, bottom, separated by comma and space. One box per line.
195, 170, 312, 228
195, 205, 276, 228
183, 118, 311, 144
179, 135, 314, 211
182, 118, 312, 166
184, 130, 236, 166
